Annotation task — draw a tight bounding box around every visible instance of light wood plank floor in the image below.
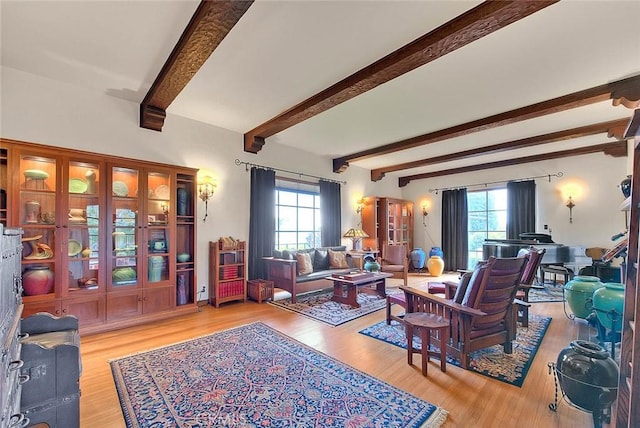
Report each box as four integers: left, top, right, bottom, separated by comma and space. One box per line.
79, 274, 599, 427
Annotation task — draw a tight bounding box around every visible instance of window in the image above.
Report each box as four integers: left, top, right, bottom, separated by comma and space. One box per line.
275, 187, 321, 250
467, 188, 507, 269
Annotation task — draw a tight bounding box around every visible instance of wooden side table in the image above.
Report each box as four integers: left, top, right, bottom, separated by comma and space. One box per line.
404, 312, 449, 376
247, 279, 274, 303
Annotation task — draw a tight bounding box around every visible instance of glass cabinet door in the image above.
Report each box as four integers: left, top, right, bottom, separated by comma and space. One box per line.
146, 170, 171, 285
111, 166, 140, 289
19, 153, 58, 297
66, 160, 102, 294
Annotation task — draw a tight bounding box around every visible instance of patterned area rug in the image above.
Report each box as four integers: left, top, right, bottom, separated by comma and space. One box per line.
110, 322, 448, 428
360, 315, 551, 387
268, 289, 387, 326
529, 284, 565, 302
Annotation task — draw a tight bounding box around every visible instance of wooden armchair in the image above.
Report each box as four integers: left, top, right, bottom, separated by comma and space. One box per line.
515, 247, 546, 327
378, 244, 408, 286
401, 256, 526, 368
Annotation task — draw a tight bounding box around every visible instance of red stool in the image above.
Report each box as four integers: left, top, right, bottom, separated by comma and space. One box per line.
404, 312, 449, 376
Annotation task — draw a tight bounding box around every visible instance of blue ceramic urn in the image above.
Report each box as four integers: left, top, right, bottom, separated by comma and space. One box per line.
429, 247, 444, 258
410, 248, 427, 269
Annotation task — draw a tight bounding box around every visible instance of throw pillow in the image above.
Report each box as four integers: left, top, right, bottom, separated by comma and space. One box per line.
328, 249, 349, 268
296, 252, 313, 275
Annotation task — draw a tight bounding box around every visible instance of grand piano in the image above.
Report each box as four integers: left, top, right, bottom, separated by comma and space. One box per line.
482, 233, 605, 282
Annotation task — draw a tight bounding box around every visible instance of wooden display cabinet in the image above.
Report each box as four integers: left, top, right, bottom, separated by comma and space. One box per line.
361, 197, 414, 255
1, 138, 197, 334
209, 240, 246, 307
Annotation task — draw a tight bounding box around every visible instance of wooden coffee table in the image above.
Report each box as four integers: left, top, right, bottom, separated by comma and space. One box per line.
326, 272, 392, 308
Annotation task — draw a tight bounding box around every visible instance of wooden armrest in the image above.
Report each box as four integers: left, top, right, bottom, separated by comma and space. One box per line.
262, 257, 297, 264
400, 286, 486, 317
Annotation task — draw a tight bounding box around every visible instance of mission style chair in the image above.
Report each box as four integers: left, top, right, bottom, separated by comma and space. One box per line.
378, 244, 408, 286
400, 256, 526, 369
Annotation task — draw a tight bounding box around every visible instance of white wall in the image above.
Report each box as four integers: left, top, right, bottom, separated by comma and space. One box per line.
1, 66, 401, 296
401, 148, 631, 267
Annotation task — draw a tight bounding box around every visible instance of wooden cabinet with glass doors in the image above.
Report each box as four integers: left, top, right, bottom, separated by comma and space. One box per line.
1, 139, 197, 334
361, 197, 413, 256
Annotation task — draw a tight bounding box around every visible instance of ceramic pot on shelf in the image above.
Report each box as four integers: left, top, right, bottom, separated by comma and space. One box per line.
410, 248, 426, 270
363, 256, 380, 273
427, 255, 445, 277
564, 275, 604, 319
22, 265, 54, 295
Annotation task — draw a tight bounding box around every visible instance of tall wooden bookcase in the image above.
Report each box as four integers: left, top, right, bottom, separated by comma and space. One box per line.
0, 138, 198, 335
209, 240, 246, 307
615, 140, 640, 427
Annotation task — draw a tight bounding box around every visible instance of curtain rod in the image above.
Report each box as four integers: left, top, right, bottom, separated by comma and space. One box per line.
235, 159, 347, 185
428, 172, 564, 194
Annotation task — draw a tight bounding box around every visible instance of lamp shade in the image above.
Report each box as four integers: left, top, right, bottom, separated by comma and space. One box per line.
343, 228, 369, 239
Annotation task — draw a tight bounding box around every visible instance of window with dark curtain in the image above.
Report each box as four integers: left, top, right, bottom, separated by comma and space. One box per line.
506, 180, 536, 239
248, 167, 275, 280
442, 188, 468, 271
319, 180, 341, 247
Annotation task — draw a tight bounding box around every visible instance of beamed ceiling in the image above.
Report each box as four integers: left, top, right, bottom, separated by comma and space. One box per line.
2, 1, 639, 186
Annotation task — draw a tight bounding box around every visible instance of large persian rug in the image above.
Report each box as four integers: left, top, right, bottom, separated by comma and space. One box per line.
268, 289, 387, 326
110, 322, 448, 428
360, 315, 551, 387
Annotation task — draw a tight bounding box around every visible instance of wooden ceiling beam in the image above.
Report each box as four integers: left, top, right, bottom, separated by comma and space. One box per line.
335, 74, 640, 174
371, 118, 629, 181
140, 0, 253, 131
398, 140, 627, 187
243, 0, 559, 153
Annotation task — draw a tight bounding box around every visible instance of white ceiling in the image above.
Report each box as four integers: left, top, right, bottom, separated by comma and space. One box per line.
2, 0, 639, 182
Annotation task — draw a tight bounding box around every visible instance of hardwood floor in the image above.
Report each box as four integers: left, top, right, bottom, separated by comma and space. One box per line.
79, 274, 598, 427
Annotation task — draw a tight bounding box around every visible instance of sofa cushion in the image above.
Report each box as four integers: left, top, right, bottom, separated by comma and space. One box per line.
314, 248, 330, 271
296, 252, 313, 275
282, 250, 297, 260
328, 249, 349, 268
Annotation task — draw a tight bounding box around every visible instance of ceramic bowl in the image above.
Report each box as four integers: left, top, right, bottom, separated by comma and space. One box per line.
177, 252, 191, 263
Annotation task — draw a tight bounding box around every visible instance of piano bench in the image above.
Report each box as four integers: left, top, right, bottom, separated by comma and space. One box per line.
540, 265, 573, 286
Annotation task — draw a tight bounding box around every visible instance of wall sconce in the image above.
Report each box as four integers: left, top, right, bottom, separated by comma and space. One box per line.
422, 203, 428, 226
566, 196, 575, 223
198, 176, 216, 222
355, 198, 365, 215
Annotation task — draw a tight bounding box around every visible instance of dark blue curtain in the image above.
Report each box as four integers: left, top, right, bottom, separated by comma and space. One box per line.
507, 180, 536, 239
442, 188, 468, 271
248, 167, 275, 280
319, 180, 341, 247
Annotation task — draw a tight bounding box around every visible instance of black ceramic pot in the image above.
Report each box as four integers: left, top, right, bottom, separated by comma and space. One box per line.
556, 340, 618, 427
620, 175, 632, 199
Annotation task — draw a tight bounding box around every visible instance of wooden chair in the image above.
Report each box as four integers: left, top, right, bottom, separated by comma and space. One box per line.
401, 256, 527, 369
515, 247, 546, 327
378, 244, 408, 286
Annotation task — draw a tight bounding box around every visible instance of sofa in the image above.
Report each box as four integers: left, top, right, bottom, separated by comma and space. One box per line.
262, 246, 355, 302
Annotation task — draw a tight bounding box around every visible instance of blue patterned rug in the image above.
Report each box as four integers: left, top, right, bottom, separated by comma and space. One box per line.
110, 322, 448, 427
269, 289, 387, 326
360, 315, 551, 387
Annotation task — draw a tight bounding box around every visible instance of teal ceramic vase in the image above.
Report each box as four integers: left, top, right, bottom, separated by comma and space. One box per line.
364, 256, 380, 272
410, 248, 426, 269
564, 275, 604, 319
592, 282, 625, 332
